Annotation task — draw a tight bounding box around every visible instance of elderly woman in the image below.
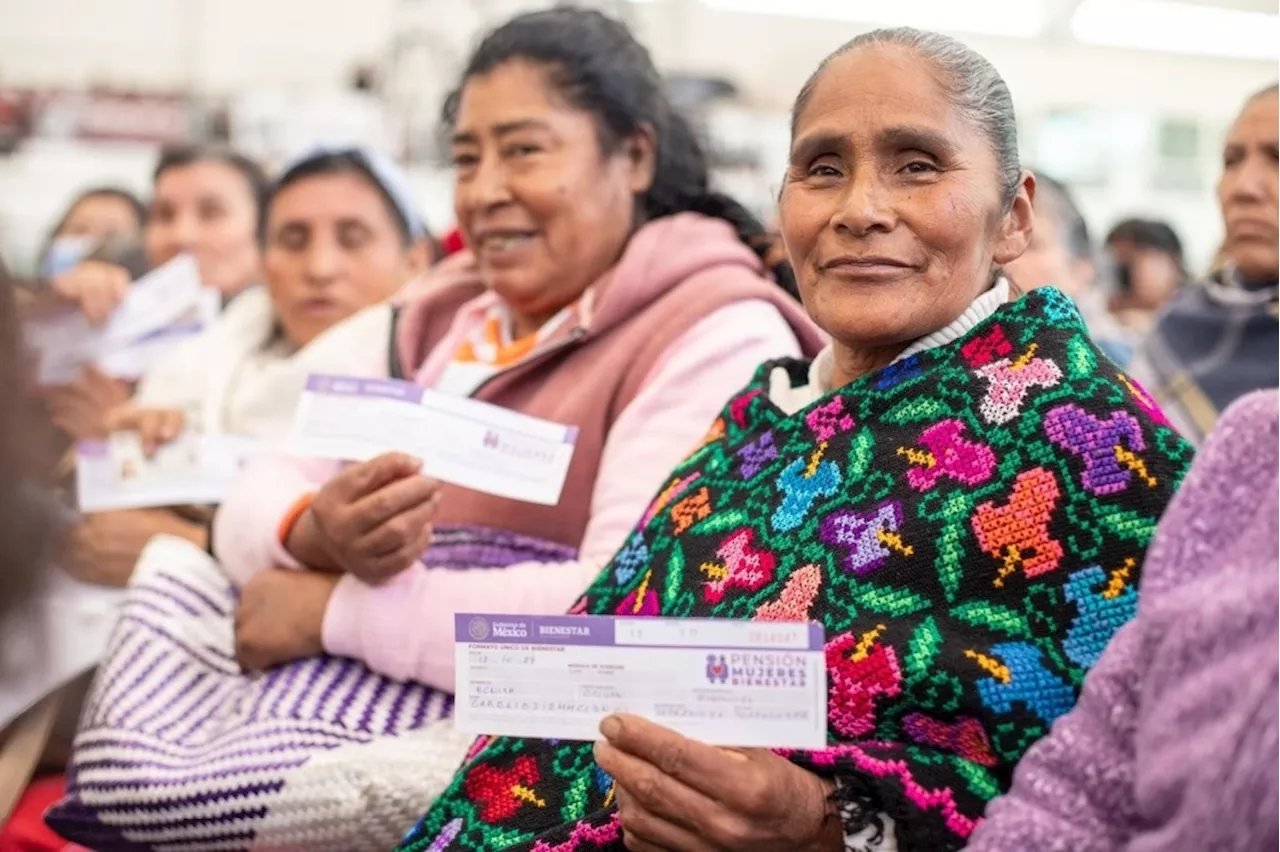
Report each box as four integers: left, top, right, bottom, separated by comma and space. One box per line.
396, 28, 1192, 852
1127, 83, 1278, 445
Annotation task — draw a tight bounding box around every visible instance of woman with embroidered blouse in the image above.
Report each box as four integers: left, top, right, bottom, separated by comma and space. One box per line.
396, 27, 1193, 852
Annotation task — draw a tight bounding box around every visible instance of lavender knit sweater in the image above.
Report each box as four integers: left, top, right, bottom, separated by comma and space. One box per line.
968, 389, 1279, 852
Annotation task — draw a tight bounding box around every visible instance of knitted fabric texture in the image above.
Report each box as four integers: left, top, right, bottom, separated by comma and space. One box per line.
967, 389, 1279, 852
48, 527, 575, 852
396, 288, 1193, 852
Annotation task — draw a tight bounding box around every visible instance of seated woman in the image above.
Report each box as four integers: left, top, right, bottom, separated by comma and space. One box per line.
214, 5, 818, 684
1127, 84, 1278, 445
64, 146, 433, 587
967, 389, 1278, 852
396, 27, 1193, 852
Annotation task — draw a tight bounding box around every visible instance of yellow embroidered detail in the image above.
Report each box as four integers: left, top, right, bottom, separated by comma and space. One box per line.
631, 571, 653, 613
1010, 343, 1039, 371
850, 624, 888, 662
510, 785, 546, 808
805, 441, 829, 478
1114, 445, 1158, 487
896, 447, 937, 469
876, 528, 915, 557
698, 562, 727, 582
965, 649, 1011, 684
1102, 558, 1136, 600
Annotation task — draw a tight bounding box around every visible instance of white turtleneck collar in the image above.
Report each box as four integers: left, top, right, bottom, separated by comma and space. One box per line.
770, 277, 1011, 416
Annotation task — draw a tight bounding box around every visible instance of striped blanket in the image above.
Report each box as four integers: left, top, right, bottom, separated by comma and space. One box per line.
46, 535, 476, 851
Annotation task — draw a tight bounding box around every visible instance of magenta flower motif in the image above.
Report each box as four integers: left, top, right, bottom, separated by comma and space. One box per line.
806, 396, 855, 442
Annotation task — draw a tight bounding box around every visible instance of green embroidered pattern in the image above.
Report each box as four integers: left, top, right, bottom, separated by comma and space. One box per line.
398, 289, 1193, 852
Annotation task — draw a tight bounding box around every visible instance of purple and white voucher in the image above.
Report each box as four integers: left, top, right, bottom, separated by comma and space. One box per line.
287, 373, 578, 505
453, 613, 827, 749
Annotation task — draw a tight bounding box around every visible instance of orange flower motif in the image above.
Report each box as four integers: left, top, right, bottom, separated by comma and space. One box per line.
670, 487, 712, 535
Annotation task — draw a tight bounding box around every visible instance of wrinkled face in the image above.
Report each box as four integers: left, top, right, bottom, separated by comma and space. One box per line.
263, 171, 421, 349
146, 161, 261, 296
57, 194, 142, 245
1006, 196, 1093, 298
1218, 93, 1278, 282
450, 60, 655, 334
779, 45, 1033, 354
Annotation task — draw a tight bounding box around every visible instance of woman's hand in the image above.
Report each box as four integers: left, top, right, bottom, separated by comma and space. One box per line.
594, 714, 843, 852
286, 452, 441, 584
45, 366, 132, 441
106, 404, 186, 455
234, 568, 341, 671
51, 260, 131, 325
65, 509, 206, 587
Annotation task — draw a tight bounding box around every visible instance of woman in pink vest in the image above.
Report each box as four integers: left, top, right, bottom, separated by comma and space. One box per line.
212, 8, 822, 684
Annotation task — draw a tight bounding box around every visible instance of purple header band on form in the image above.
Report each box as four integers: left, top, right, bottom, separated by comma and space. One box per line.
455, 614, 824, 652
78, 440, 109, 458
305, 374, 424, 403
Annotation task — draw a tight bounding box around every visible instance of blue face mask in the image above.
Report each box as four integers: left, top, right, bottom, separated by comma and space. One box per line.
40, 235, 96, 279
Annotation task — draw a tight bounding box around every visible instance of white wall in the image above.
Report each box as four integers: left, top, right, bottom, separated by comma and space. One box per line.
1, 0, 1274, 271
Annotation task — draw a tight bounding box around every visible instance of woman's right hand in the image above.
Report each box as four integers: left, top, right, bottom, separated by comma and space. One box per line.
105, 405, 187, 456
287, 453, 441, 584
51, 260, 131, 325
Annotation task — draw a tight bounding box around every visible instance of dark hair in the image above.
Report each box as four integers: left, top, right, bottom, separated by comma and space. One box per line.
793, 28, 1021, 210
38, 186, 147, 270
1105, 218, 1184, 263
260, 152, 422, 248
0, 257, 60, 625
441, 6, 797, 297
1033, 173, 1092, 263
153, 144, 270, 226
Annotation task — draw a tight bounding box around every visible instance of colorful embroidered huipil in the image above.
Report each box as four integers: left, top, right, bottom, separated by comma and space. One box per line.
398, 289, 1194, 852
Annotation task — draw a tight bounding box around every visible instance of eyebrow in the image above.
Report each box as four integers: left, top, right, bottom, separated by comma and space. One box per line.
453, 118, 553, 146
790, 124, 959, 163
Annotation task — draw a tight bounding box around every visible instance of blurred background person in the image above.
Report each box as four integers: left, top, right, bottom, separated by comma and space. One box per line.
1104, 217, 1187, 332
66, 145, 433, 588
1128, 83, 1278, 445
35, 187, 146, 283
1007, 171, 1135, 364
42, 144, 269, 445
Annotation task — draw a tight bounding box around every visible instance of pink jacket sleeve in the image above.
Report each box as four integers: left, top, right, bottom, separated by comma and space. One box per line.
213, 453, 340, 587
321, 300, 803, 689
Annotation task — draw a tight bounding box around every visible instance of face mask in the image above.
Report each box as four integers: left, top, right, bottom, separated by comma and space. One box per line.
40, 235, 96, 279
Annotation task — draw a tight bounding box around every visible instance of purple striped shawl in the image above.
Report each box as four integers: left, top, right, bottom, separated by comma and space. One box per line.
47, 527, 576, 851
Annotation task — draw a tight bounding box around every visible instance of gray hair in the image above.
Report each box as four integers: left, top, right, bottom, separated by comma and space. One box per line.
1034, 173, 1092, 263
1247, 82, 1278, 103
791, 27, 1021, 209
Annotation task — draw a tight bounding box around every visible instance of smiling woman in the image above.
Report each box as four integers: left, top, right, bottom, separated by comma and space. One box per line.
393, 27, 1193, 852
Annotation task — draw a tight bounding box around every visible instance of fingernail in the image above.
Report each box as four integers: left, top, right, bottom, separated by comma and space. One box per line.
599, 716, 621, 740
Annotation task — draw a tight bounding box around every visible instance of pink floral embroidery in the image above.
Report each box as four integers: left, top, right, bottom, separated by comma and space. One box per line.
805, 396, 855, 442
699, 528, 777, 604
754, 564, 823, 622
827, 626, 903, 737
